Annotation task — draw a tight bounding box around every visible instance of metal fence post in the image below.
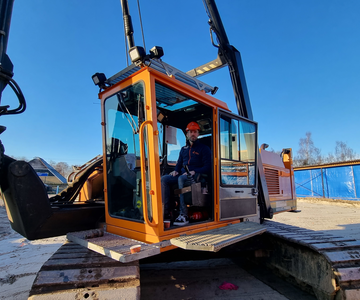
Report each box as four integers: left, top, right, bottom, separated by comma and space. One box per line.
351, 165, 357, 199
321, 168, 325, 198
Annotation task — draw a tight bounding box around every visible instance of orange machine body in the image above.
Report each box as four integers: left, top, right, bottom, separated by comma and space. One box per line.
97, 64, 296, 248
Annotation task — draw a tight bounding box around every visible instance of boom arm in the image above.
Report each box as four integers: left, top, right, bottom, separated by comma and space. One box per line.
187, 0, 253, 120
194, 0, 273, 220
0, 0, 14, 95
0, 0, 26, 117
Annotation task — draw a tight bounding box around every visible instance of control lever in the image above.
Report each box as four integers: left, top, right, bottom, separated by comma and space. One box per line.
183, 165, 195, 183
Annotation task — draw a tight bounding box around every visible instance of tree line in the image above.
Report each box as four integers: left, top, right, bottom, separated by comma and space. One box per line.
292, 132, 358, 167
48, 161, 73, 178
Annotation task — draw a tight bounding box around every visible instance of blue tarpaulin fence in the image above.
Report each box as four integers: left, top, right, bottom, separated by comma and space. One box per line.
294, 163, 360, 201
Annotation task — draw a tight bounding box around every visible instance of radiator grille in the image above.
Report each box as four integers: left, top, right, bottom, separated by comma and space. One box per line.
264, 168, 280, 195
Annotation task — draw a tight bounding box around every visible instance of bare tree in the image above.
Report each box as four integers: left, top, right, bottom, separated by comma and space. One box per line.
324, 152, 336, 163
49, 161, 72, 178
323, 141, 357, 163
335, 141, 357, 162
294, 132, 322, 167
269, 148, 282, 155
49, 160, 57, 167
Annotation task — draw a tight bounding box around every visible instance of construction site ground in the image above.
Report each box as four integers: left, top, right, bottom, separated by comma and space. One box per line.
0, 197, 359, 299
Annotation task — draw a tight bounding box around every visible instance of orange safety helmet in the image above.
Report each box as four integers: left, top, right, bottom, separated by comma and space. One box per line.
186, 121, 200, 132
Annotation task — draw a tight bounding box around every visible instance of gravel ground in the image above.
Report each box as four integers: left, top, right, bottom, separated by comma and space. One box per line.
272, 197, 360, 240
0, 199, 66, 300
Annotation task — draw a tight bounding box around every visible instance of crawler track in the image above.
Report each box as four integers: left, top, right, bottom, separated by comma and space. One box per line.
28, 242, 140, 300
264, 220, 360, 300
28, 222, 360, 300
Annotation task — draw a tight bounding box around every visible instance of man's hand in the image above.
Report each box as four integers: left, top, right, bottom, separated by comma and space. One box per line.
170, 171, 179, 176
183, 170, 195, 176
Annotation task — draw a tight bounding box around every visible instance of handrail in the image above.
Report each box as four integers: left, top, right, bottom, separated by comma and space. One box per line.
139, 120, 157, 227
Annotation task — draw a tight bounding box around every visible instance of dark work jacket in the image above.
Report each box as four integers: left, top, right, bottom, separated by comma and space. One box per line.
174, 139, 211, 175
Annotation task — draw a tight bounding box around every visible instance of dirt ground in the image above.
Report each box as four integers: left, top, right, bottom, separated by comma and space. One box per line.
272, 198, 360, 240
0, 200, 66, 300
0, 198, 359, 299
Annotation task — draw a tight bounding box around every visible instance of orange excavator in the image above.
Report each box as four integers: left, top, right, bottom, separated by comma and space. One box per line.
0, 0, 296, 243
1, 1, 358, 299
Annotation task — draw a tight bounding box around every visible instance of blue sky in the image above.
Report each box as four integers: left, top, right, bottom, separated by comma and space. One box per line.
2, 0, 360, 165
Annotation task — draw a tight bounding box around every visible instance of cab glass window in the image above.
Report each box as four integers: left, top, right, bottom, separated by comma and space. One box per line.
104, 81, 152, 222
220, 115, 256, 186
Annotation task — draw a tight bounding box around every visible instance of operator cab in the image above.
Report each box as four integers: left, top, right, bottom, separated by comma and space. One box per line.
100, 60, 258, 245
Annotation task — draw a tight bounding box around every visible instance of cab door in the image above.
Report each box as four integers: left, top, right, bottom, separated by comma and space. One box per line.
218, 109, 258, 220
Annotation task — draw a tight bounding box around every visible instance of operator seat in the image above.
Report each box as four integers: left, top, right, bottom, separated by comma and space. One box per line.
175, 135, 213, 207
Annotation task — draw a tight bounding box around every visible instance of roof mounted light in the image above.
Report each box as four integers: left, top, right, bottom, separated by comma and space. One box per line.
211, 86, 219, 95
129, 46, 147, 65
149, 46, 164, 59
129, 46, 164, 66
92, 72, 108, 90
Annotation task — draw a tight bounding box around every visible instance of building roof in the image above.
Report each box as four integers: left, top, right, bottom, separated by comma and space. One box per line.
28, 157, 67, 184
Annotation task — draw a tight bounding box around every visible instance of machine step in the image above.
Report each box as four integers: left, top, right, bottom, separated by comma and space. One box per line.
67, 229, 161, 263
170, 221, 266, 252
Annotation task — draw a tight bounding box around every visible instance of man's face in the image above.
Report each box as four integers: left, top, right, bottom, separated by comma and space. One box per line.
187, 130, 199, 143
